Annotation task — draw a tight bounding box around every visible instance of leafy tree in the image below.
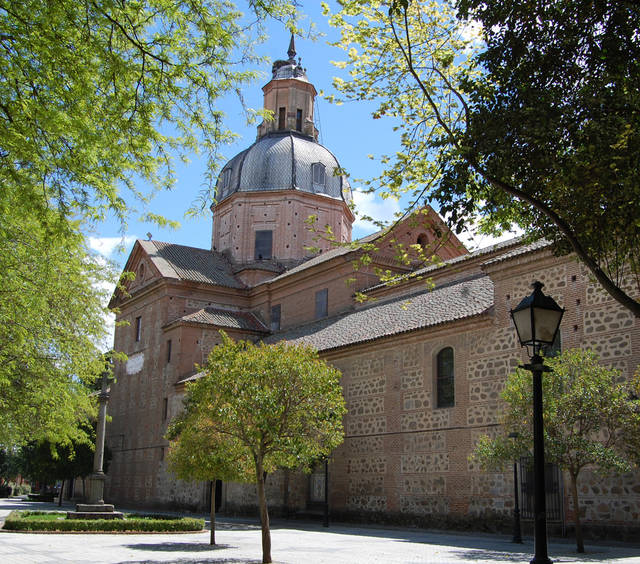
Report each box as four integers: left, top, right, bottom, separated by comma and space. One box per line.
167, 331, 346, 563
0, 0, 298, 228
0, 194, 113, 448
471, 349, 638, 553
18, 421, 112, 504
325, 0, 640, 316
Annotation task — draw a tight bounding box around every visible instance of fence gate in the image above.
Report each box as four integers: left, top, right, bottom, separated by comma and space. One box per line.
519, 456, 564, 524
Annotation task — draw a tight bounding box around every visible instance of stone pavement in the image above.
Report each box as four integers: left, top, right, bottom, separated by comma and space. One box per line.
1, 498, 640, 563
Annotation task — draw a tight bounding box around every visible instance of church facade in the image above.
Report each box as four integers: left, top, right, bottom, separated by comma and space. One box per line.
105, 40, 640, 536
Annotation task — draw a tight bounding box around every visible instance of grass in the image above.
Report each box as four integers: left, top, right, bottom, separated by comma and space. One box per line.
2, 510, 205, 532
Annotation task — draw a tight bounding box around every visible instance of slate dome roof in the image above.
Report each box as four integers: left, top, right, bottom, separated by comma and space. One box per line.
214, 131, 352, 205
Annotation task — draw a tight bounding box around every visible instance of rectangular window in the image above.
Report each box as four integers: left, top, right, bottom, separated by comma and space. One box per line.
135, 316, 142, 342
312, 162, 325, 187
270, 304, 281, 332
315, 288, 328, 319
254, 230, 273, 260
278, 107, 286, 130
162, 397, 168, 421
166, 340, 172, 363
296, 108, 302, 131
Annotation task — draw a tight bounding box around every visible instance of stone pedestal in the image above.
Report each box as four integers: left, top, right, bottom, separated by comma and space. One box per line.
68, 503, 124, 519
85, 471, 106, 505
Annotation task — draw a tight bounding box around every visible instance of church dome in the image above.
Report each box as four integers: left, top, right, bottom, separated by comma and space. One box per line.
215, 131, 353, 205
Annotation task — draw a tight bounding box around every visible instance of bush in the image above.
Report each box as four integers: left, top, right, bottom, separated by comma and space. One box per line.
2, 510, 204, 532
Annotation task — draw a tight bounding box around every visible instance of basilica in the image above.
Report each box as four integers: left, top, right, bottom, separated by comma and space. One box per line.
105, 39, 640, 537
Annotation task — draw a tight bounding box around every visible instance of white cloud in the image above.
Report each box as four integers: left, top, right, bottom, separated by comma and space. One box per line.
352, 190, 402, 233
455, 219, 524, 251
89, 235, 137, 259
87, 236, 136, 351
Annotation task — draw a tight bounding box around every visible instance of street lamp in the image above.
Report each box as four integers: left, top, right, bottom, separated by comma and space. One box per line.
508, 432, 523, 544
510, 281, 564, 564
323, 456, 329, 528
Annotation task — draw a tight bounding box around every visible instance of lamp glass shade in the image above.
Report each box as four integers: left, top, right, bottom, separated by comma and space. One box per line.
510, 281, 564, 349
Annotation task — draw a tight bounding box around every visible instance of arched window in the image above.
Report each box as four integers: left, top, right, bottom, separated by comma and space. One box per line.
417, 233, 428, 249
137, 263, 145, 283
436, 347, 454, 408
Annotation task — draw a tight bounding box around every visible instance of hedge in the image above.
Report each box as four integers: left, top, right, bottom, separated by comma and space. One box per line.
2, 511, 204, 532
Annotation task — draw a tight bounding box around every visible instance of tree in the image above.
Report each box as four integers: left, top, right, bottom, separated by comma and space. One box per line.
471, 349, 638, 553
0, 0, 298, 228
325, 0, 640, 316
166, 331, 346, 564
0, 194, 113, 448
18, 421, 112, 504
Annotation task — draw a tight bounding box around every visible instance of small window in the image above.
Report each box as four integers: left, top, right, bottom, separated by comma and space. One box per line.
296, 108, 303, 131
417, 233, 428, 249
254, 230, 273, 260
436, 347, 454, 408
166, 340, 172, 364
135, 316, 142, 342
162, 397, 168, 421
312, 163, 325, 188
138, 263, 145, 282
270, 304, 281, 332
218, 168, 231, 198
278, 107, 286, 130
315, 288, 328, 319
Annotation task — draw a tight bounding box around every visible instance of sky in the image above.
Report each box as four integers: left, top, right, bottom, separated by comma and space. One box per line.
88, 2, 520, 347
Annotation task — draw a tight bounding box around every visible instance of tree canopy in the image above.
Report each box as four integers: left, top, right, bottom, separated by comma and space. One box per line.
472, 348, 639, 553
0, 0, 299, 449
326, 0, 640, 316
0, 196, 112, 448
1, 0, 298, 228
167, 331, 346, 563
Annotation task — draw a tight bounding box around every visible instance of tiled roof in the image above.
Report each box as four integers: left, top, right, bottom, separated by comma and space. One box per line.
481, 238, 551, 266
140, 240, 244, 288
267, 274, 494, 352
362, 237, 522, 294
263, 231, 385, 285
171, 307, 268, 333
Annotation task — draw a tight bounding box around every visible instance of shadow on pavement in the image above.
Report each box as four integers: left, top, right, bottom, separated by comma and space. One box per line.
124, 541, 232, 552
121, 560, 261, 564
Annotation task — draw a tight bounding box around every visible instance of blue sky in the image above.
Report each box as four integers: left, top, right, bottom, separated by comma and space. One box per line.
88, 2, 517, 264
89, 4, 405, 261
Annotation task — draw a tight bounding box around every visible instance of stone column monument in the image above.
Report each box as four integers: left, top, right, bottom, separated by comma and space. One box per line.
68, 367, 123, 519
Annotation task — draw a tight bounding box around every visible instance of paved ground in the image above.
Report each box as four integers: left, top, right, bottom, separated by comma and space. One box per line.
1, 498, 640, 563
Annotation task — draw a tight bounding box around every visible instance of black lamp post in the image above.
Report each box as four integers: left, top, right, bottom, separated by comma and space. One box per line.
510, 281, 564, 564
323, 457, 329, 528
508, 432, 523, 544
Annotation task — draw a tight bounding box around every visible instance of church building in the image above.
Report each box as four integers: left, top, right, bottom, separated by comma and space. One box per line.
106, 39, 640, 537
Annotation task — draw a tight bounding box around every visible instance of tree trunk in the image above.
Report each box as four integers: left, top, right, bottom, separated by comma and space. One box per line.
210, 480, 216, 545
255, 459, 272, 563
57, 479, 65, 507
570, 472, 585, 553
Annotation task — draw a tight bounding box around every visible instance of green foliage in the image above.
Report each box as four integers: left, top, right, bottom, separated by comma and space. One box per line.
167, 331, 346, 481
2, 510, 204, 532
471, 348, 638, 552
326, 0, 640, 315
473, 349, 635, 475
167, 331, 345, 562
17, 421, 110, 486
0, 0, 299, 227
0, 195, 112, 448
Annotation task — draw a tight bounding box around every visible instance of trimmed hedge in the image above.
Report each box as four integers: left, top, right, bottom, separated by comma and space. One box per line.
2, 510, 204, 532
